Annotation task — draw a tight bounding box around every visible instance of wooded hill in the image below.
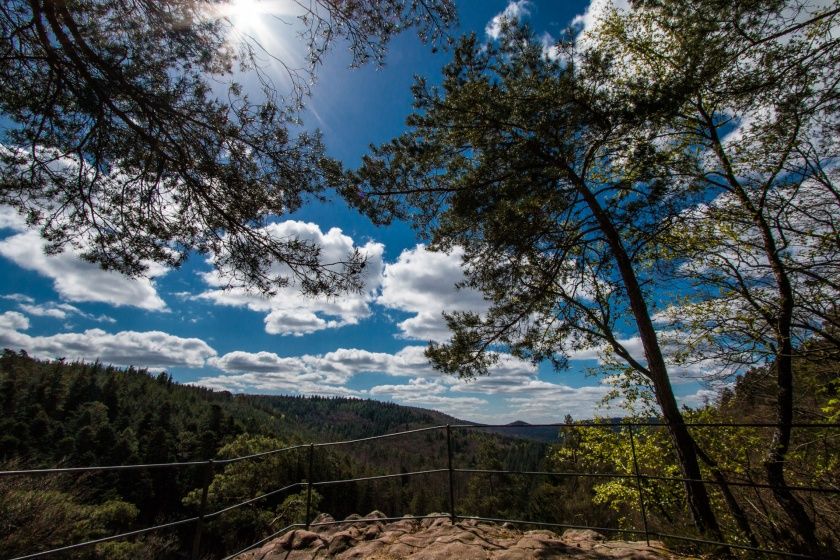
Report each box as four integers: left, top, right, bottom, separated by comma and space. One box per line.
0, 350, 549, 559
1, 348, 837, 559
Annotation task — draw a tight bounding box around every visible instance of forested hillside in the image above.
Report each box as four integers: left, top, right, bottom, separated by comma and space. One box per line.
0, 351, 548, 559
1, 344, 838, 559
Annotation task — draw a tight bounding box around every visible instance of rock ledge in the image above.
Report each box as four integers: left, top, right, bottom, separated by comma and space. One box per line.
234, 512, 683, 559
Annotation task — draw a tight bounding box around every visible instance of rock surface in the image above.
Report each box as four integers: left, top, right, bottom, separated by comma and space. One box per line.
234, 512, 684, 559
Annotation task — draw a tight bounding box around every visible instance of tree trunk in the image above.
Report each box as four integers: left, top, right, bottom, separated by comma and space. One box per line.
700, 105, 821, 555
575, 179, 724, 541
695, 443, 760, 548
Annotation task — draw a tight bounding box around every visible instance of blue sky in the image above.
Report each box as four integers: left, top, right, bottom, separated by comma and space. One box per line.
0, 0, 715, 422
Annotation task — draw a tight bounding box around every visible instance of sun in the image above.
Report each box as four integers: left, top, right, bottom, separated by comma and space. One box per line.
226, 0, 267, 35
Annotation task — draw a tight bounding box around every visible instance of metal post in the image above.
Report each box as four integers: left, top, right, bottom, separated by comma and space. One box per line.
446, 424, 456, 524
191, 459, 214, 560
627, 425, 650, 546
305, 443, 314, 529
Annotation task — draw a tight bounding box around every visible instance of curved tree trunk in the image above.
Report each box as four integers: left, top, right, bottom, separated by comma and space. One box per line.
575, 177, 724, 541
699, 105, 820, 555
695, 442, 760, 548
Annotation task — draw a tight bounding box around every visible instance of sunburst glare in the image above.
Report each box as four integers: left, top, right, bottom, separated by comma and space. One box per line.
219, 0, 297, 46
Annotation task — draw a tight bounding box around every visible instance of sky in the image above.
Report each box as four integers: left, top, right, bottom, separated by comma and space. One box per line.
0, 0, 717, 423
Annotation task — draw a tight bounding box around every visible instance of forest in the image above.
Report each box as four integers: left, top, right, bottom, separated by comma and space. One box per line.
1, 348, 837, 558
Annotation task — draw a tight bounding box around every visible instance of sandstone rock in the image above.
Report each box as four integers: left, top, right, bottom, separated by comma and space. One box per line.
310, 513, 340, 537
335, 538, 386, 559
278, 529, 324, 550
420, 513, 448, 529
327, 531, 355, 556
410, 540, 492, 560
562, 529, 606, 542
363, 523, 383, 540
364, 510, 387, 520
232, 513, 685, 560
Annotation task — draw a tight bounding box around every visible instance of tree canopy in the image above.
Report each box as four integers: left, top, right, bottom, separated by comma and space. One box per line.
0, 0, 455, 295
343, 0, 839, 550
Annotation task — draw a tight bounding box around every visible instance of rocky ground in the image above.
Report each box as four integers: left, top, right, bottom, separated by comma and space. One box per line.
234, 511, 686, 559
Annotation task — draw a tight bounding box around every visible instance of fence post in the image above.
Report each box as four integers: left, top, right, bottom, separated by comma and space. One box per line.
305, 443, 314, 529
446, 424, 456, 524
627, 425, 650, 546
191, 458, 214, 560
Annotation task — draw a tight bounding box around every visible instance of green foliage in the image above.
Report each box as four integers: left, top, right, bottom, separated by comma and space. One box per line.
0, 472, 148, 559
0, 0, 454, 294
545, 358, 840, 555
820, 378, 840, 423
551, 420, 684, 528
275, 490, 322, 527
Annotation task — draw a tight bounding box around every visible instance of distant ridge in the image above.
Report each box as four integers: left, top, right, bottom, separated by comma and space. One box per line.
478, 421, 560, 443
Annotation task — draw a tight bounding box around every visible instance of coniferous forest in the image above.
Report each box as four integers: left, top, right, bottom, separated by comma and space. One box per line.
1, 348, 838, 558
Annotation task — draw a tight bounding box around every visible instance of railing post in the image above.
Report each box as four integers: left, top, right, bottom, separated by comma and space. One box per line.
192, 458, 214, 560
305, 443, 314, 529
446, 424, 456, 524
627, 425, 650, 546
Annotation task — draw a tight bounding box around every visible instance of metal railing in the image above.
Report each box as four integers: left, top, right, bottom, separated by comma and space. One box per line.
1, 421, 837, 560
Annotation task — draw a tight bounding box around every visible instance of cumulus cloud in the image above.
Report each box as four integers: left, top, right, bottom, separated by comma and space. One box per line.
370, 378, 489, 418
370, 377, 448, 398
486, 0, 531, 40
197, 220, 384, 336
0, 206, 28, 231
370, 370, 619, 422
539, 32, 562, 61
0, 310, 30, 331
503, 383, 618, 422
565, 333, 734, 384
194, 371, 363, 398
206, 345, 437, 387
0, 227, 167, 311
445, 359, 619, 421
0, 318, 216, 368
197, 343, 542, 413
377, 244, 488, 342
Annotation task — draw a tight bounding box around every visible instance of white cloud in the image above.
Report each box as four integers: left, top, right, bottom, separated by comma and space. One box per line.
370, 377, 489, 418
540, 32, 562, 61
0, 206, 28, 231
0, 228, 167, 311
0, 311, 30, 331
206, 345, 438, 388
195, 373, 362, 397
367, 369, 620, 422
1, 293, 34, 304
17, 301, 115, 323
200, 349, 364, 396
678, 387, 724, 409
503, 383, 618, 422
378, 244, 488, 342
149, 336, 631, 422
209, 350, 305, 374
486, 0, 531, 40
0, 319, 216, 368
370, 377, 448, 398
571, 0, 629, 38
197, 220, 384, 336
198, 344, 539, 410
